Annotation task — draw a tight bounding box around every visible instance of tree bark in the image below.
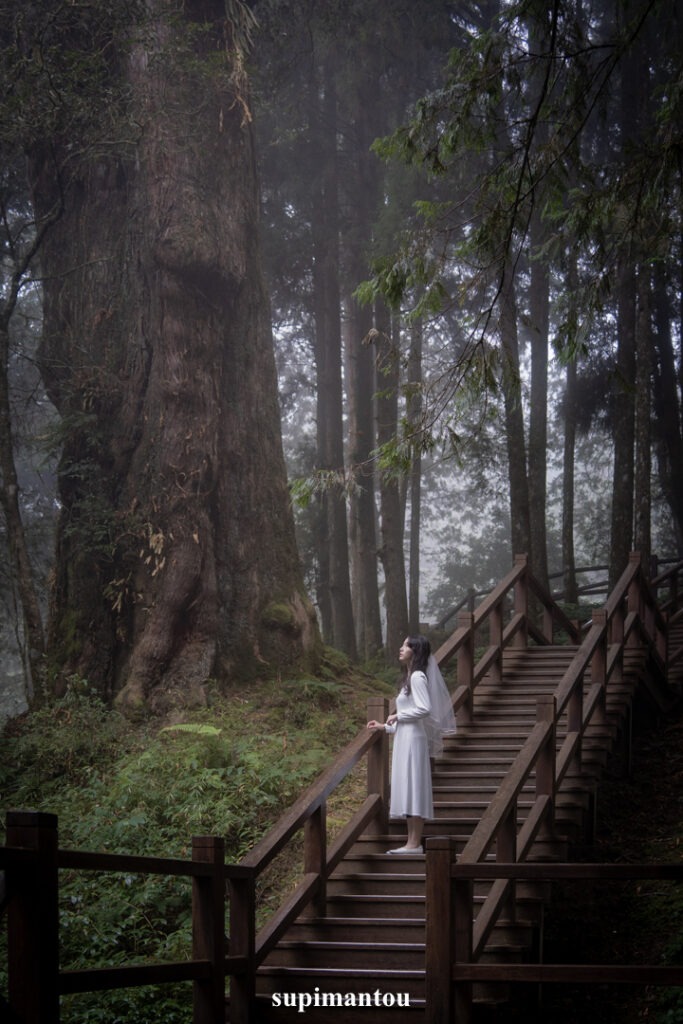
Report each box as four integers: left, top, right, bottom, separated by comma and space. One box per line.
375, 304, 408, 661
346, 302, 382, 659
309, 54, 357, 659
526, 4, 551, 592
561, 353, 579, 605
652, 267, 683, 553
0, 325, 45, 698
28, 0, 319, 710
499, 264, 532, 562
344, 92, 382, 660
407, 319, 423, 635
633, 270, 652, 564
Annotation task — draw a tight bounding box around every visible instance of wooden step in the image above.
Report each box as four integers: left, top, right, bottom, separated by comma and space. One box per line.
240, 632, 668, 1021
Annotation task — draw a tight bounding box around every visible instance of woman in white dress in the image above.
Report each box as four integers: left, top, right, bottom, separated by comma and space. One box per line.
367, 635, 456, 854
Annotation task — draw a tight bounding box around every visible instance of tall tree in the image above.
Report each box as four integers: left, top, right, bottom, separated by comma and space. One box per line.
14, 0, 318, 710
0, 162, 47, 697
309, 52, 357, 658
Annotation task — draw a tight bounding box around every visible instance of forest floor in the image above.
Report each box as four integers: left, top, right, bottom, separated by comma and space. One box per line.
530, 697, 683, 1024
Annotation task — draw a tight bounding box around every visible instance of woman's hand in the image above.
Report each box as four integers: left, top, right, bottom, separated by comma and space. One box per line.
386, 714, 397, 726
367, 720, 383, 730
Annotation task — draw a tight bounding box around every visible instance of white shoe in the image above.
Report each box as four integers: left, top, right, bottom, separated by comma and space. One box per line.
388, 845, 423, 854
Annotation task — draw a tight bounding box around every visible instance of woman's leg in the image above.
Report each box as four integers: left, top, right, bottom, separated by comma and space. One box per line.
406, 816, 424, 849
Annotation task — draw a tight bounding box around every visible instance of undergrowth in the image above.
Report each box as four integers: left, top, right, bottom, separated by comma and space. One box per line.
0, 657, 389, 1023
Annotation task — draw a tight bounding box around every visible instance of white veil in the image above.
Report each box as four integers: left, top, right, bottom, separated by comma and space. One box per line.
424, 654, 457, 758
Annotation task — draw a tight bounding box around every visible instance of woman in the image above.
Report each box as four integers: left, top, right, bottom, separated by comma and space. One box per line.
367, 635, 455, 854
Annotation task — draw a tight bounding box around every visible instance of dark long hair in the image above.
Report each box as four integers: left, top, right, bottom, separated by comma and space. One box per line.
402, 635, 431, 694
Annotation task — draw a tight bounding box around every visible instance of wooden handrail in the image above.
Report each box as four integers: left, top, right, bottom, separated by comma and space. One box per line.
2, 812, 228, 1024
6, 553, 677, 1024
239, 725, 379, 874
459, 721, 552, 866
429, 550, 677, 1024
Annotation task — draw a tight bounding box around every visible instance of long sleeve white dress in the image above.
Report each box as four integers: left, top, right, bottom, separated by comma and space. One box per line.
386, 670, 434, 820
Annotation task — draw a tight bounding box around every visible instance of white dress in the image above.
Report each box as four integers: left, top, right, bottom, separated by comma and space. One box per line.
386, 670, 434, 820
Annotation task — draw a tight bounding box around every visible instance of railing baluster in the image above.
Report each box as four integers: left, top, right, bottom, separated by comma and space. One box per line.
228, 871, 256, 1024
303, 804, 327, 916
490, 600, 503, 683
513, 554, 529, 648
457, 612, 474, 724
591, 610, 608, 725
425, 837, 463, 1024
367, 696, 389, 834
7, 810, 60, 1024
536, 695, 556, 834
497, 806, 517, 921
192, 835, 225, 1024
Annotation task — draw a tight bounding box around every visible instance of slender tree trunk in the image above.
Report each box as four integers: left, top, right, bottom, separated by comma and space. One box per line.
346, 303, 382, 659
408, 319, 423, 634
610, 259, 636, 586
652, 267, 683, 552
633, 270, 651, 563
528, 244, 549, 590
344, 94, 382, 660
28, 1, 319, 709
309, 55, 356, 659
374, 304, 408, 661
0, 323, 45, 698
526, 4, 551, 591
499, 264, 532, 561
609, 5, 641, 587
561, 353, 579, 605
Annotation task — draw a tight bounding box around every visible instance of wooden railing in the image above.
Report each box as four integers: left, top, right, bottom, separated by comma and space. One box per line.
426, 855, 683, 1024
432, 553, 580, 727
0, 810, 246, 1023
224, 553, 579, 1020
2, 552, 676, 1023
651, 557, 683, 668
227, 700, 391, 1024
425, 552, 674, 1023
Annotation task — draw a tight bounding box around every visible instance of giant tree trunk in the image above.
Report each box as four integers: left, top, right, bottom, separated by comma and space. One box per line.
28, 1, 318, 710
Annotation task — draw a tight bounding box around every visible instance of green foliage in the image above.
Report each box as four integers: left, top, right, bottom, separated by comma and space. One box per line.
1, 664, 377, 1022
0, 680, 128, 801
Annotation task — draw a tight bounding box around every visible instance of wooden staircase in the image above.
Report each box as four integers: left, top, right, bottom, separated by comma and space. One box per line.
226, 555, 681, 1023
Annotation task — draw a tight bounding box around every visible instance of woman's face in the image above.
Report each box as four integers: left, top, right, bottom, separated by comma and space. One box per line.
398, 638, 412, 665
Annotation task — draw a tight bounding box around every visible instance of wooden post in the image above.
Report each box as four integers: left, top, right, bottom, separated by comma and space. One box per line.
609, 603, 624, 683
591, 610, 608, 726
6, 810, 60, 1024
536, 695, 556, 833
367, 697, 389, 834
497, 806, 516, 921
457, 612, 474, 725
489, 601, 503, 684
228, 871, 256, 1024
568, 674, 583, 770
627, 552, 643, 646
542, 603, 554, 643
304, 804, 327, 916
453, 866, 474, 1024
425, 837, 461, 1024
192, 835, 226, 1024
513, 554, 529, 648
